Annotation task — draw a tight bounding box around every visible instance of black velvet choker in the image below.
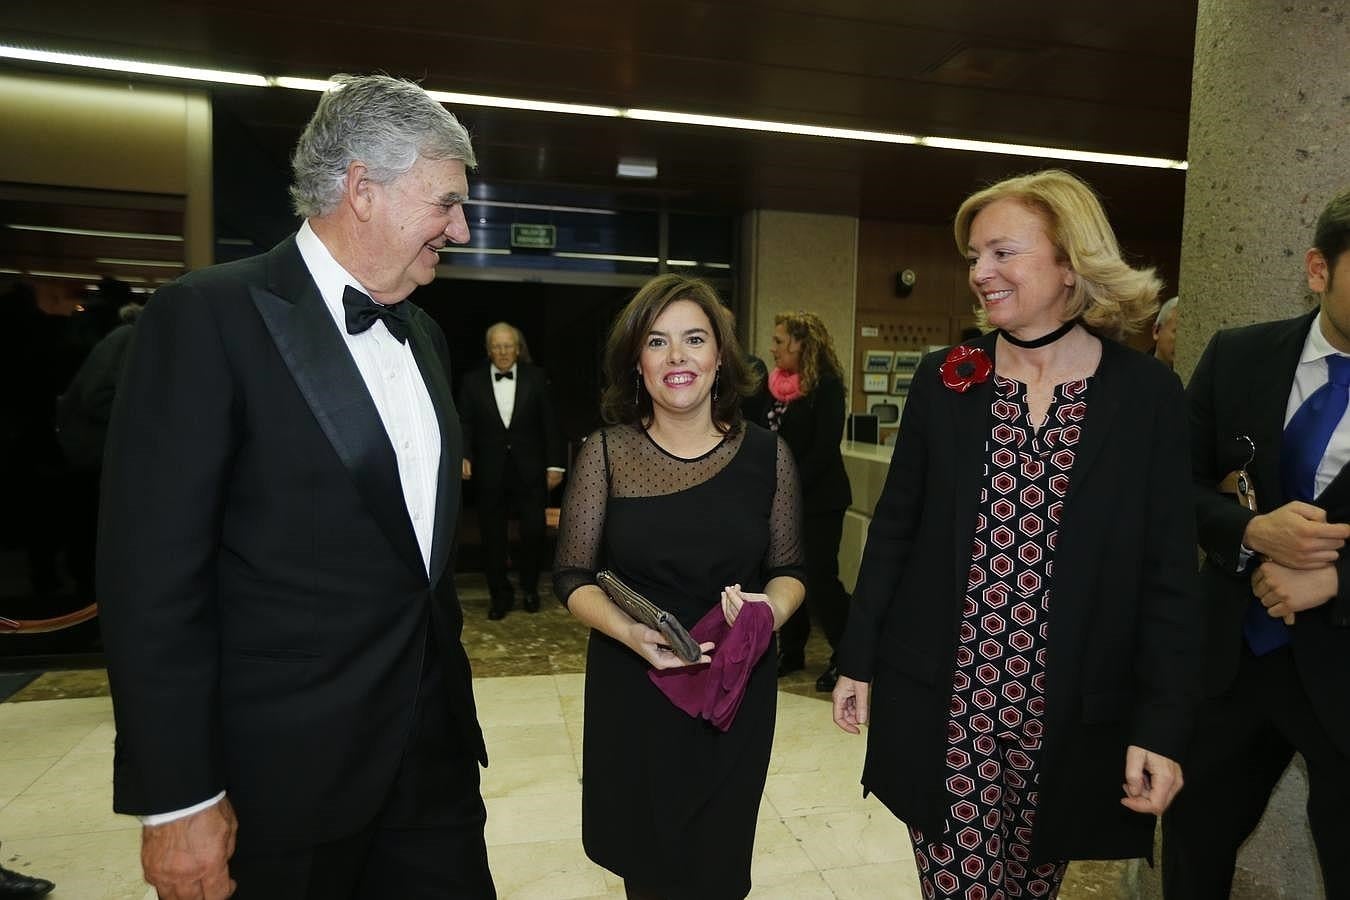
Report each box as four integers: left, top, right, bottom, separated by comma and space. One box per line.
998, 319, 1079, 349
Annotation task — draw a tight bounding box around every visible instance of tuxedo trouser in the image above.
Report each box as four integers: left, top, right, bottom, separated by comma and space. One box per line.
779, 509, 850, 661
479, 453, 546, 597
1161, 644, 1350, 899
230, 629, 495, 899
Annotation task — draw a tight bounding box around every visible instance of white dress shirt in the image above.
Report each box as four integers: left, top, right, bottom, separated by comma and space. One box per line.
143, 220, 442, 825
1236, 310, 1350, 571
1285, 311, 1350, 498
492, 362, 518, 427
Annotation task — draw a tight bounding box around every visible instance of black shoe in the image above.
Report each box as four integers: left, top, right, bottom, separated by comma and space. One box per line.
488, 593, 513, 620
522, 592, 540, 613
0, 863, 55, 897
815, 662, 839, 693
777, 652, 805, 678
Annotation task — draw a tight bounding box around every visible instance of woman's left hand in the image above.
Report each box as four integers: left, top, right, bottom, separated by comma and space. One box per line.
1120, 745, 1184, 815
721, 584, 770, 626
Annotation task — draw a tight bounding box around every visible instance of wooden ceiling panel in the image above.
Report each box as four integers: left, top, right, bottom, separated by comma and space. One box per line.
1, 0, 1198, 230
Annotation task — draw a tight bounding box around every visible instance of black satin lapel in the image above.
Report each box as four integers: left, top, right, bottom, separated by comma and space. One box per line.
1251, 312, 1316, 506
250, 281, 426, 579
407, 315, 461, 585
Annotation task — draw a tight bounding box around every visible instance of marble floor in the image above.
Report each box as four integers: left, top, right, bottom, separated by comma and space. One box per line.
0, 574, 1124, 898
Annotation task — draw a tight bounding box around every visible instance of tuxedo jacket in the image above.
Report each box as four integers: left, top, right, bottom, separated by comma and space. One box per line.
97, 236, 485, 846
768, 372, 851, 516
837, 332, 1203, 862
1188, 309, 1350, 754
458, 361, 563, 488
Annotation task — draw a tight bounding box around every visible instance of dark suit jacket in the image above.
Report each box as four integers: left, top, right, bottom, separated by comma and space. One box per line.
1189, 309, 1350, 755
767, 372, 851, 515
458, 361, 563, 487
837, 332, 1202, 862
98, 236, 485, 846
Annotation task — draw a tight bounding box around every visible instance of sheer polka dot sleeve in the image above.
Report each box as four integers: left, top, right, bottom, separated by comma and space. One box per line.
551, 429, 609, 606
765, 434, 807, 583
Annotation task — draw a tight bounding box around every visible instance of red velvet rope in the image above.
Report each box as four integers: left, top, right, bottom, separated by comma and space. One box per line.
0, 604, 99, 634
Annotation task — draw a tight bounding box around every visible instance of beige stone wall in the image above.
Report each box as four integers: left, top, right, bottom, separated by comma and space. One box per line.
1175, 0, 1349, 380
740, 209, 858, 405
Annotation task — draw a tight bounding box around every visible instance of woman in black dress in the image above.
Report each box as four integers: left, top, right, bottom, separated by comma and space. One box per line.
553, 274, 806, 900
762, 311, 853, 691
832, 170, 1203, 898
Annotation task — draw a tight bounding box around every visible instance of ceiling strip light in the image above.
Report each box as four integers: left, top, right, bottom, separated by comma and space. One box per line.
555, 252, 659, 264
0, 44, 267, 86
626, 108, 921, 146
3, 43, 1188, 170
917, 136, 1188, 170
8, 224, 183, 242
95, 257, 186, 268
464, 199, 617, 216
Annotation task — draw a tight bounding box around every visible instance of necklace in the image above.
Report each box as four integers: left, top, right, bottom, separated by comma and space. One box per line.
999, 319, 1078, 349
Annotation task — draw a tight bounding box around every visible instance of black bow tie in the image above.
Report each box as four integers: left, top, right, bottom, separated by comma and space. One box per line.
343, 285, 409, 344
495, 370, 514, 381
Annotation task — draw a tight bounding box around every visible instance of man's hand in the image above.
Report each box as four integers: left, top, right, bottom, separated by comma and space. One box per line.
546, 469, 563, 491
141, 795, 238, 899
1243, 501, 1350, 569
1253, 560, 1337, 623
461, 459, 472, 480
832, 675, 870, 735
1121, 746, 1183, 815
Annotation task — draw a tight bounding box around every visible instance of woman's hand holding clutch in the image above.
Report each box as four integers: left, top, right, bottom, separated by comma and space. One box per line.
832, 675, 870, 735
625, 621, 714, 669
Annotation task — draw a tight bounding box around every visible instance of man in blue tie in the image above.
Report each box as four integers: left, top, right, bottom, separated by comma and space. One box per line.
1165, 187, 1350, 898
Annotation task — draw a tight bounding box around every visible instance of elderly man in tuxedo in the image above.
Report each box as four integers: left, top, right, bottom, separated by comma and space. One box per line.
1166, 187, 1350, 897
98, 75, 495, 899
459, 322, 564, 618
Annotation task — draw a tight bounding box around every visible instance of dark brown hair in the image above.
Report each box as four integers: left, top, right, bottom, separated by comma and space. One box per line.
600, 274, 756, 432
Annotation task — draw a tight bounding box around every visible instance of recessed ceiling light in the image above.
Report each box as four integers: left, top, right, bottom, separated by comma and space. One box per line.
617, 157, 658, 178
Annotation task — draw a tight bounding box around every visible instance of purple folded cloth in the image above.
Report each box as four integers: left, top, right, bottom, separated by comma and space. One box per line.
647, 598, 775, 731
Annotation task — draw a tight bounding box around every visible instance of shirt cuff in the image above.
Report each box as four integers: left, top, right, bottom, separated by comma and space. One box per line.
1237, 543, 1255, 572
547, 467, 565, 473
140, 790, 226, 826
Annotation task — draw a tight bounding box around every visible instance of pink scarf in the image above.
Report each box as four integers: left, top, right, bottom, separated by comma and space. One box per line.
767, 367, 803, 403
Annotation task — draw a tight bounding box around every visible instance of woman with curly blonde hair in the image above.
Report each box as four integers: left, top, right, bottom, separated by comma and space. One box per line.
761, 310, 853, 692
833, 169, 1200, 899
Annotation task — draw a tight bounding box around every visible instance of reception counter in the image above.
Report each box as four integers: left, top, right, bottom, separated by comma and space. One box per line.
838, 440, 894, 592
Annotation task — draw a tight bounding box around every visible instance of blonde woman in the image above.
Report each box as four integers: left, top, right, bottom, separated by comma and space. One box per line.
833, 170, 1203, 898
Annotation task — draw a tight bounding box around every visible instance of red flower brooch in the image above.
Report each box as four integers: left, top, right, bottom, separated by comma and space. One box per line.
939, 346, 992, 393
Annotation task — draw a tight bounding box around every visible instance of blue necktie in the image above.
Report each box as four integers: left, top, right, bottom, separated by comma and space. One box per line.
1246, 354, 1350, 654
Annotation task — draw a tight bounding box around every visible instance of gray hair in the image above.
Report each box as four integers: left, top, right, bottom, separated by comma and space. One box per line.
1154, 296, 1178, 328
289, 74, 476, 218
485, 321, 532, 363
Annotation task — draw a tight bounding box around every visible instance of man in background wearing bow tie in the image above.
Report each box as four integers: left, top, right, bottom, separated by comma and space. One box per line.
1166, 187, 1350, 898
98, 74, 495, 899
458, 322, 564, 619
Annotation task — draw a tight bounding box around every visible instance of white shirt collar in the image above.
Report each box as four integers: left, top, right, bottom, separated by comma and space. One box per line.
294, 219, 370, 322
1300, 310, 1349, 366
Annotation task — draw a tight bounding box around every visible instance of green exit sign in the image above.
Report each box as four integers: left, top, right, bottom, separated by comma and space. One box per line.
510, 223, 556, 249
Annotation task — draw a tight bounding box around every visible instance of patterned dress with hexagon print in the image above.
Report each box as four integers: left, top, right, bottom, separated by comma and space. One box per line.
909, 375, 1089, 900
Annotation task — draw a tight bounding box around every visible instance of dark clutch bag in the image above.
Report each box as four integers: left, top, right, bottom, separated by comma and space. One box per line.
596, 569, 703, 663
